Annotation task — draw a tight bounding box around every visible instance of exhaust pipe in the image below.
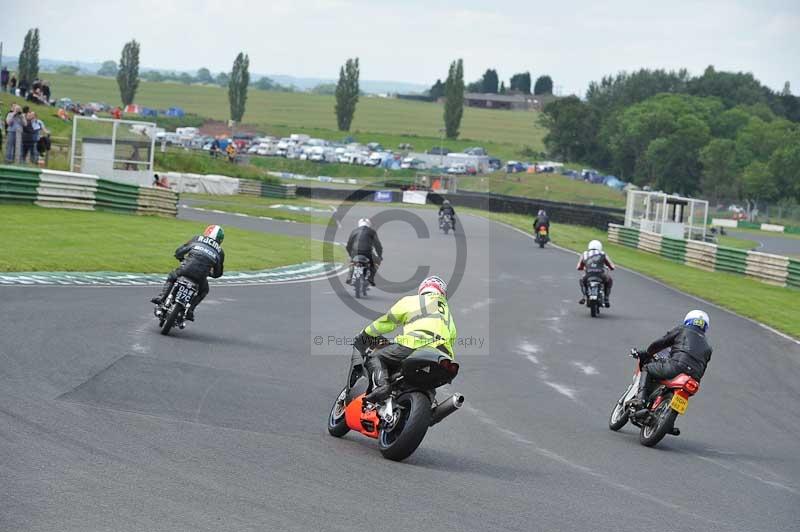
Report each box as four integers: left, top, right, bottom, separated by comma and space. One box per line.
430, 393, 464, 426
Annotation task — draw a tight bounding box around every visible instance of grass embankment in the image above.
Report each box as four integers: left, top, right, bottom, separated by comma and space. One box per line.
36, 73, 547, 161
459, 172, 627, 208
3, 204, 344, 272
184, 193, 334, 225
468, 209, 800, 339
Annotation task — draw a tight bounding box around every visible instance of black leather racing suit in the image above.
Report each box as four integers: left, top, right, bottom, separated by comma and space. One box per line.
346, 226, 383, 284
577, 250, 614, 300
635, 325, 712, 403
439, 204, 456, 230
158, 235, 225, 309
533, 215, 550, 233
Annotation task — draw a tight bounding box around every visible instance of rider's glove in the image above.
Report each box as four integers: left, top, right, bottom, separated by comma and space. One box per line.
630, 348, 643, 359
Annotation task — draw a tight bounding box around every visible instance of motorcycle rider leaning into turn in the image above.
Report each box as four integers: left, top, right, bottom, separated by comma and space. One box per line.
354, 275, 457, 404
346, 218, 383, 287
150, 224, 225, 321
438, 199, 456, 231
627, 310, 712, 413
577, 239, 615, 307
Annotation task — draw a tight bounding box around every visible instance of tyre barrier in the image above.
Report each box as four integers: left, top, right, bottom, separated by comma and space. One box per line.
0, 165, 178, 217
609, 223, 798, 289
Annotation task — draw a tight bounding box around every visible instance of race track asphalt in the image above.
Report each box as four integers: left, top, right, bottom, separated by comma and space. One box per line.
727, 229, 800, 257
1, 205, 798, 532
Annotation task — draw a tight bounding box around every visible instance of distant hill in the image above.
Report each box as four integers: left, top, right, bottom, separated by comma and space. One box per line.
2, 56, 428, 95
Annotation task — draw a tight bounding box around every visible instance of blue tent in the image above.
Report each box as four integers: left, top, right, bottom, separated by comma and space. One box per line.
165, 107, 185, 117
603, 175, 626, 190
139, 107, 158, 117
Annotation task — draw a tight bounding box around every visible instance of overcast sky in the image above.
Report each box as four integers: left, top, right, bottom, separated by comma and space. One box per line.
2, 0, 798, 95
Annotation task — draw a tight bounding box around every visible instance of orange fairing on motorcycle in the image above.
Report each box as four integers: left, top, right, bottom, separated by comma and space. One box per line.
344, 394, 380, 438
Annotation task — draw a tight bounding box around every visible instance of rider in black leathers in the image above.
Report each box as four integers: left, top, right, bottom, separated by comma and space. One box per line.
346, 218, 383, 286
628, 310, 712, 410
533, 209, 550, 233
439, 199, 456, 231
150, 225, 225, 321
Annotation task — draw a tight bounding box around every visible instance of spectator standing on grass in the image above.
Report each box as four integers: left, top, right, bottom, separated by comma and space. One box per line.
10, 75, 17, 95
226, 142, 236, 163
21, 108, 38, 164
30, 112, 46, 163
1, 68, 8, 92
36, 126, 51, 165
5, 104, 27, 162
42, 81, 51, 104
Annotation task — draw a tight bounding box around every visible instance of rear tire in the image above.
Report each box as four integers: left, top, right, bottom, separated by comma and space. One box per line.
378, 392, 431, 461
608, 400, 629, 431
327, 387, 350, 437
538, 240, 545, 248
160, 304, 182, 335
590, 302, 598, 317
640, 394, 678, 447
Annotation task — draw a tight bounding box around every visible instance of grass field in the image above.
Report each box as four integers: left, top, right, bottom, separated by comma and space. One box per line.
35, 73, 546, 160
464, 209, 800, 339
184, 193, 334, 224
3, 205, 344, 272
458, 172, 627, 208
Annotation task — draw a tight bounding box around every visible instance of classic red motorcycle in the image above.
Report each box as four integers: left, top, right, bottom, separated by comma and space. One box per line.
609, 349, 700, 447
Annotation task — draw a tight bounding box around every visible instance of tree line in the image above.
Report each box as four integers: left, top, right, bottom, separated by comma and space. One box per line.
542, 67, 800, 205
429, 70, 553, 98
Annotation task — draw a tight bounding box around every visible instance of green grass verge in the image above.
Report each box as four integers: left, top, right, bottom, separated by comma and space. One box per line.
465, 209, 800, 339
716, 235, 758, 250
155, 151, 277, 181
184, 193, 333, 225
458, 172, 626, 208
3, 204, 344, 272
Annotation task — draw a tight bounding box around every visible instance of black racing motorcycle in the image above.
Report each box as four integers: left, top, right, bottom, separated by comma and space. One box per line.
154, 276, 197, 335
328, 344, 464, 461
585, 275, 605, 318
350, 255, 371, 299
439, 213, 454, 235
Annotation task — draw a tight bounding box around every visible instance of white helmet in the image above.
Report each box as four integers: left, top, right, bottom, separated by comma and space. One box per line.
418, 275, 447, 297
358, 218, 372, 228
588, 240, 603, 252
684, 310, 710, 333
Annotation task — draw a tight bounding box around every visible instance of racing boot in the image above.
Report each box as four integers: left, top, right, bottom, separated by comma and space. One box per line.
184, 309, 195, 321
578, 280, 587, 305
363, 356, 390, 403
345, 263, 353, 285
604, 282, 611, 307
150, 280, 172, 305
604, 296, 610, 308
626, 369, 649, 412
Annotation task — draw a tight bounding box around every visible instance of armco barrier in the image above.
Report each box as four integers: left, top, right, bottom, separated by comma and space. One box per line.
238, 179, 262, 196
261, 182, 296, 199
0, 167, 177, 217
608, 223, 797, 289
295, 187, 624, 230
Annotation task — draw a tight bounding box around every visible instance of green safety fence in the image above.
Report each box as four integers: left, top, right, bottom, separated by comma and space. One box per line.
737, 221, 761, 229
0, 165, 41, 203
261, 182, 297, 199
785, 226, 800, 235
788, 259, 800, 289
661, 237, 687, 263
95, 178, 142, 213
714, 247, 748, 274
616, 226, 640, 248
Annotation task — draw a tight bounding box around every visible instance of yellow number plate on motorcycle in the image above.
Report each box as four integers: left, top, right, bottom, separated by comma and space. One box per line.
669, 394, 688, 415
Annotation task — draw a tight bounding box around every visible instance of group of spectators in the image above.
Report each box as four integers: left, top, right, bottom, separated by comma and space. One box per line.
1, 67, 52, 106
3, 103, 51, 164
208, 138, 238, 163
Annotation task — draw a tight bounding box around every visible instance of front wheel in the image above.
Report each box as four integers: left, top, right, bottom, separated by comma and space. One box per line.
160, 304, 182, 335
327, 387, 350, 437
640, 393, 678, 447
590, 301, 599, 317
378, 392, 432, 461
608, 399, 629, 431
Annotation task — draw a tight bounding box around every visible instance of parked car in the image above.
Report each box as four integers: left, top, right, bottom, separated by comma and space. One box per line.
506, 161, 526, 173
488, 158, 502, 170
447, 164, 467, 175
428, 146, 450, 155
464, 146, 487, 156
401, 157, 426, 170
